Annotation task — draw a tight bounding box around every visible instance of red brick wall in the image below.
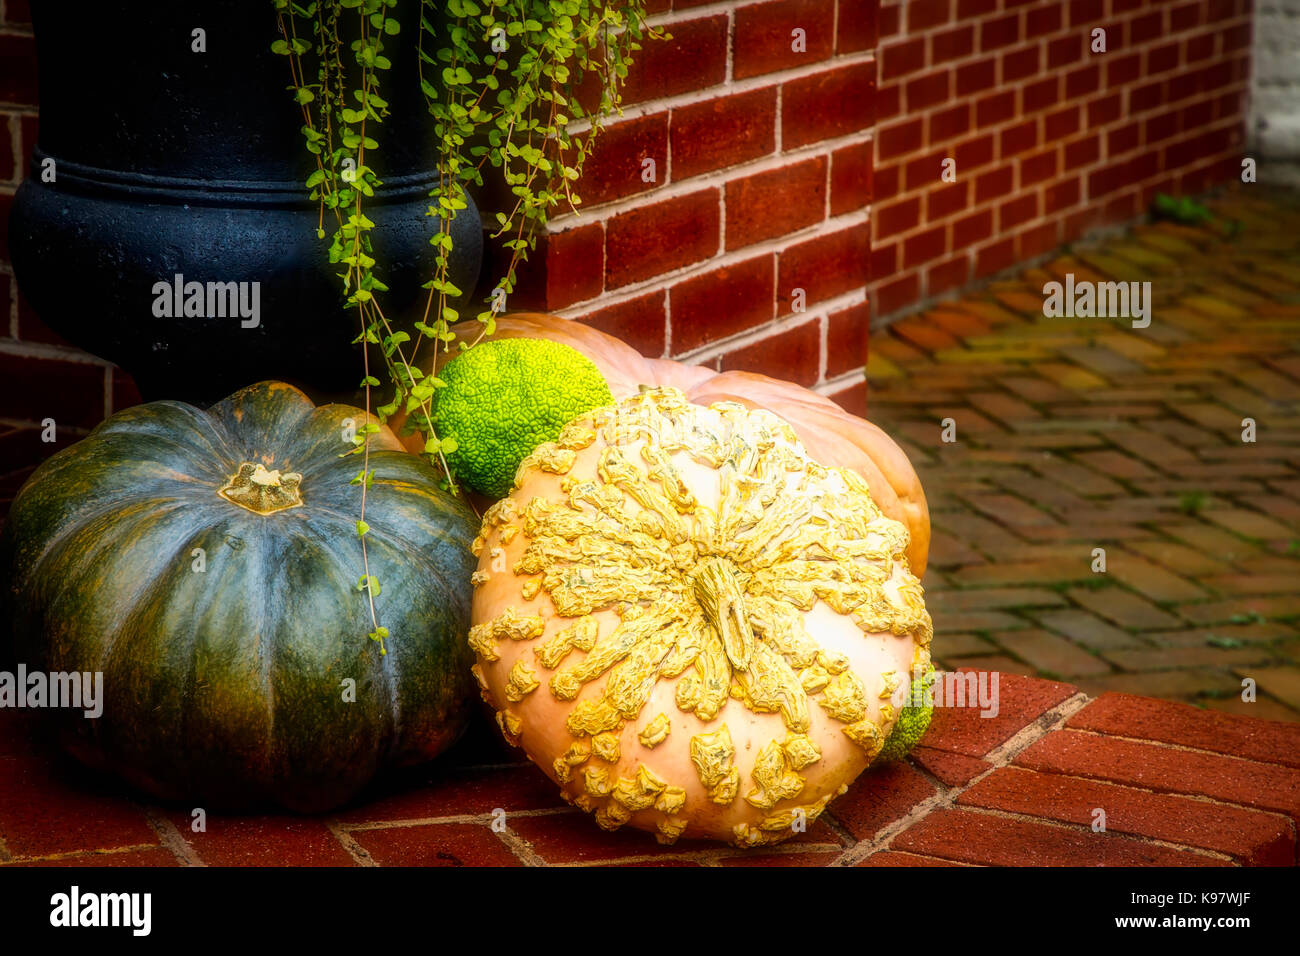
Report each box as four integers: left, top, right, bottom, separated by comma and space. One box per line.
2, 0, 874, 437
0, 0, 138, 487
870, 0, 1252, 321
511, 0, 874, 415
0, 0, 1262, 432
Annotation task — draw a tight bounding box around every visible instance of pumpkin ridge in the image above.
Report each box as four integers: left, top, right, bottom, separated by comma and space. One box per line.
276, 499, 475, 765
257, 526, 283, 790
171, 518, 277, 799
275, 406, 406, 477
304, 497, 474, 572
95, 400, 242, 469
18, 493, 192, 600
301, 450, 478, 546
205, 381, 319, 449
289, 448, 451, 502
282, 518, 404, 757
31, 498, 205, 679
10, 493, 192, 592
7, 428, 237, 552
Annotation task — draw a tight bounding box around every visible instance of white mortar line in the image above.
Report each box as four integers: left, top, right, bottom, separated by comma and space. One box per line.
550, 128, 873, 232
818, 312, 828, 383
662, 284, 673, 359
144, 808, 205, 867
724, 6, 735, 86
672, 286, 868, 365
559, 207, 868, 318
833, 690, 1093, 866
0, 338, 114, 365
816, 365, 868, 396
326, 819, 379, 866
498, 825, 548, 866
565, 50, 875, 138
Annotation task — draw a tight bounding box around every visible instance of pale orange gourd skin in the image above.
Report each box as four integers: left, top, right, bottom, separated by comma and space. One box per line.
394, 312, 930, 576
464, 390, 932, 846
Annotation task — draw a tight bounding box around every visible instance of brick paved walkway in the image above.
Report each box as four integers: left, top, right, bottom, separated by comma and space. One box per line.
3, 676, 1297, 866
867, 185, 1300, 723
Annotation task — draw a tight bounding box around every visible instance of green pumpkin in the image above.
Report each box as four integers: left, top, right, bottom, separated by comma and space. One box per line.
0, 381, 478, 812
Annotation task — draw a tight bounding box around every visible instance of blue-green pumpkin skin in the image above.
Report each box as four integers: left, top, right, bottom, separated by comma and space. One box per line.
0, 381, 478, 812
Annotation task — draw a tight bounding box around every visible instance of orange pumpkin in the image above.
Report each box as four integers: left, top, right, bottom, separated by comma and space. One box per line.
395, 312, 929, 577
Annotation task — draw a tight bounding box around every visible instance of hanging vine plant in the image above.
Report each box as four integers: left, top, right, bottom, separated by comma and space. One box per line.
270, 0, 665, 649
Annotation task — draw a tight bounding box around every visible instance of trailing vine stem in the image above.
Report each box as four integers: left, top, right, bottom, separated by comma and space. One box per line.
272, 0, 663, 647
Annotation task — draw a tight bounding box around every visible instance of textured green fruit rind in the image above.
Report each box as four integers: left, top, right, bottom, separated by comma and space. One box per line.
876, 664, 936, 764
435, 338, 614, 498
0, 381, 478, 812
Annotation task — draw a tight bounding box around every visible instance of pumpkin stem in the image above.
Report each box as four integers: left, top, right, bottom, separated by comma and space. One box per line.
692, 556, 754, 672
219, 462, 304, 515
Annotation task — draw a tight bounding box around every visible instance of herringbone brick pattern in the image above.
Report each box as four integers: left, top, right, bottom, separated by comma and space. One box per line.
868, 185, 1300, 723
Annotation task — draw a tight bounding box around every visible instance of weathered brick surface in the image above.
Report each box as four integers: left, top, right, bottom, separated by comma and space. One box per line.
856, 849, 967, 866
503, 1, 872, 397
829, 761, 938, 841
868, 192, 1300, 724
718, 317, 822, 386
575, 292, 668, 358
669, 256, 777, 354
733, 0, 838, 79
0, 753, 158, 860
725, 158, 828, 251
334, 764, 566, 825
605, 188, 721, 289
921, 670, 1078, 757
565, 113, 669, 209
620, 15, 729, 105
169, 816, 356, 868
958, 766, 1295, 865
717, 850, 841, 866
669, 88, 778, 181
1015, 730, 1300, 823
893, 808, 1232, 866
26, 849, 182, 868
909, 746, 993, 786
350, 823, 523, 868
1069, 694, 1300, 769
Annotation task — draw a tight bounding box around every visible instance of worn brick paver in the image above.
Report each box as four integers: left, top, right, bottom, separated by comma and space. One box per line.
957, 767, 1295, 865
869, 187, 1300, 723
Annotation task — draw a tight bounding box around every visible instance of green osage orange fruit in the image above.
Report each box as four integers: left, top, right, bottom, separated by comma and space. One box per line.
434, 337, 615, 498
875, 664, 936, 763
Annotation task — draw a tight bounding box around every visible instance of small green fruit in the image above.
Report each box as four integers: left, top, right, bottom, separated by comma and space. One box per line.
434, 338, 614, 497
876, 664, 935, 763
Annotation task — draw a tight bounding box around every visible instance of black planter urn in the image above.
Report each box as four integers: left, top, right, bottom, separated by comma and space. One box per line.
8, 1, 481, 404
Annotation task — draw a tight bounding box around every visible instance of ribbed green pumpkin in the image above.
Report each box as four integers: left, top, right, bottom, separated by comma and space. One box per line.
0, 381, 478, 812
